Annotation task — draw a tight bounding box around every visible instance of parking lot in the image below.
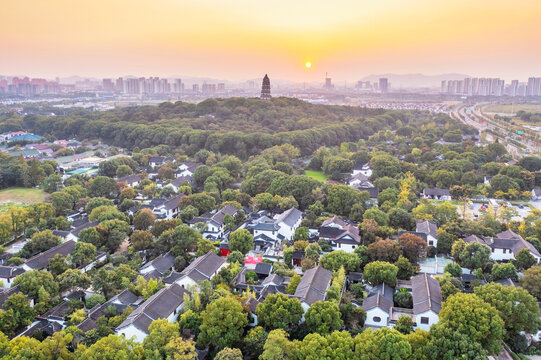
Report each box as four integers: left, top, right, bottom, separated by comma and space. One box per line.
463, 201, 532, 221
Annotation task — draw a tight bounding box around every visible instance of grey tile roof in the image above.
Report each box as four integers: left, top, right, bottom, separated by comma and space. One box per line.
294, 266, 332, 305
170, 175, 192, 187
412, 273, 442, 315
24, 240, 76, 270
162, 194, 186, 211
423, 188, 451, 197
164, 251, 225, 284
116, 283, 187, 334
140, 253, 175, 275
255, 262, 272, 276
0, 265, 25, 279
0, 285, 23, 307
262, 274, 283, 286
117, 174, 141, 184
71, 220, 99, 237
275, 208, 302, 227
415, 220, 438, 238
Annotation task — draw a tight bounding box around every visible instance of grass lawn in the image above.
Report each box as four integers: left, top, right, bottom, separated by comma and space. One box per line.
304, 170, 328, 182
485, 103, 541, 114
0, 187, 49, 207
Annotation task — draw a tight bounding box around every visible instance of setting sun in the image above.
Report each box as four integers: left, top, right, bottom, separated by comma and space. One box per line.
305, 62, 312, 68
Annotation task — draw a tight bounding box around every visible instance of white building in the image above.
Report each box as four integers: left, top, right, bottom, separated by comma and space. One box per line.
318, 216, 361, 253
293, 266, 332, 312
0, 266, 25, 288
464, 230, 541, 263
115, 283, 188, 342
164, 251, 226, 290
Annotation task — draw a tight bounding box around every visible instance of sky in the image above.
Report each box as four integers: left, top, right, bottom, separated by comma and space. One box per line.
1, 0, 541, 82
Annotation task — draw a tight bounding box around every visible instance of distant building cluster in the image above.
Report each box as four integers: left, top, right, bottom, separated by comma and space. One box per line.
102, 77, 227, 95
441, 77, 541, 97
0, 77, 61, 96
355, 78, 390, 93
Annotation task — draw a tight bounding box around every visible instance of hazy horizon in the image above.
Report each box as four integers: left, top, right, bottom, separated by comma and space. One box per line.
2, 0, 541, 82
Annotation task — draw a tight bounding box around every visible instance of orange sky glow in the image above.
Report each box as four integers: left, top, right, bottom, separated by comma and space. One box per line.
2, 0, 540, 81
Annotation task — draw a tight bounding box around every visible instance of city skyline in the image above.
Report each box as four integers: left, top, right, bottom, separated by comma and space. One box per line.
2, 0, 541, 82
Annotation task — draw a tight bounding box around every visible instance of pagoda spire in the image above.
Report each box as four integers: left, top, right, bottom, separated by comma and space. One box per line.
260, 74, 271, 100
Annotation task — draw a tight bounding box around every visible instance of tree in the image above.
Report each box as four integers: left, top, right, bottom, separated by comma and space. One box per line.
85, 197, 115, 214
3, 293, 35, 331
456, 242, 491, 272
513, 248, 537, 270
215, 348, 243, 360
398, 233, 427, 264
355, 327, 412, 359
57, 269, 92, 292
326, 185, 366, 217
256, 293, 304, 332
491, 263, 518, 281
20, 230, 60, 258
88, 176, 119, 198
130, 230, 154, 252
164, 336, 197, 360
89, 205, 128, 223
388, 208, 413, 230
14, 270, 58, 298
260, 329, 293, 360
443, 262, 462, 277
86, 294, 106, 309
363, 261, 398, 287
520, 265, 541, 300
243, 326, 268, 359
425, 324, 487, 360
78, 227, 101, 248
196, 238, 215, 256
72, 242, 97, 268
371, 153, 401, 179
435, 229, 456, 254
75, 334, 141, 360
285, 274, 301, 294
367, 239, 402, 263
305, 243, 322, 262
143, 319, 179, 359
198, 296, 248, 350
394, 315, 414, 334
320, 251, 361, 272
438, 293, 504, 354
305, 301, 343, 335
133, 208, 156, 230
228, 229, 253, 255
293, 227, 309, 241
395, 256, 416, 280
363, 208, 389, 227
48, 253, 69, 277
474, 283, 540, 337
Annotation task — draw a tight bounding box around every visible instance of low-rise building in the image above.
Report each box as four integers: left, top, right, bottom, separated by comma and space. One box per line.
163, 251, 226, 289
293, 266, 332, 312
318, 216, 361, 253
464, 230, 541, 262
422, 188, 451, 201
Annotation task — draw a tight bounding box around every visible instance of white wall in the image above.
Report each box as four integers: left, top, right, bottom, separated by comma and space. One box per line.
415, 310, 439, 331
365, 307, 389, 327
117, 324, 148, 343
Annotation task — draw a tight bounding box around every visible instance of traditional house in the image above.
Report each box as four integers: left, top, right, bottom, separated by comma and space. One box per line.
117, 174, 141, 187
464, 230, 541, 262
176, 162, 203, 177
348, 173, 370, 187
139, 253, 175, 278
415, 220, 438, 248
115, 283, 188, 342
149, 156, 174, 168
164, 175, 193, 192
422, 188, 451, 201
293, 266, 332, 312
151, 194, 185, 220
163, 251, 226, 289
532, 189, 541, 201
0, 265, 25, 288
411, 273, 442, 331
188, 204, 238, 240
352, 162, 372, 177
273, 208, 303, 241
363, 283, 394, 328
22, 240, 77, 271
318, 216, 361, 253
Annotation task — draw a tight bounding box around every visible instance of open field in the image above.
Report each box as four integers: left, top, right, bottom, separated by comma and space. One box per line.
0, 187, 49, 206
485, 103, 541, 114
304, 170, 328, 182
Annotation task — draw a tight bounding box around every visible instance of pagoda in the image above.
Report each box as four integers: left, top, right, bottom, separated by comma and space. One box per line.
260, 74, 271, 100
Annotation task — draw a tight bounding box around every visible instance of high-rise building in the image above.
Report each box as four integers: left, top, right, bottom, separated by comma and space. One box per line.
441, 80, 447, 93
261, 74, 271, 100
379, 78, 389, 93
217, 83, 225, 92
102, 79, 114, 91
324, 73, 333, 89
192, 84, 199, 93
173, 79, 183, 93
